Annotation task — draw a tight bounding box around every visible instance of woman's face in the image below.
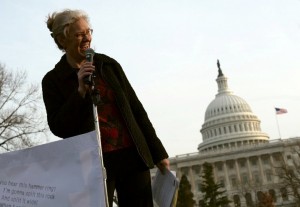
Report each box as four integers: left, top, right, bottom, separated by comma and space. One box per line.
64, 18, 92, 62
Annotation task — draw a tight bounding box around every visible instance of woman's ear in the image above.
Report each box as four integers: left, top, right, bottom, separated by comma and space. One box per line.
56, 35, 66, 50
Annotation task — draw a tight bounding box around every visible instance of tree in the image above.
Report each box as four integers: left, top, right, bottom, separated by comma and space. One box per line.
257, 192, 275, 207
0, 63, 48, 152
273, 143, 300, 207
176, 174, 195, 207
235, 177, 258, 207
199, 162, 231, 207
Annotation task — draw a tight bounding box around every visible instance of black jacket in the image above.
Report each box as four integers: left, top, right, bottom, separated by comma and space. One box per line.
42, 53, 168, 168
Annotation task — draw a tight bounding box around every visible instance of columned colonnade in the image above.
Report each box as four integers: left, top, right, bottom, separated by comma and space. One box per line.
175, 151, 286, 207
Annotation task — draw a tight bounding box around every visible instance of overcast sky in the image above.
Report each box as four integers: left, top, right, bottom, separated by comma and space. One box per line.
1, 0, 300, 157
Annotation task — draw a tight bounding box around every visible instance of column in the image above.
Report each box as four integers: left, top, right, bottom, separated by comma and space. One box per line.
223, 161, 230, 190
246, 158, 253, 184
188, 167, 195, 192
234, 160, 241, 184
213, 163, 217, 183
177, 169, 182, 181
258, 156, 266, 184
269, 154, 276, 176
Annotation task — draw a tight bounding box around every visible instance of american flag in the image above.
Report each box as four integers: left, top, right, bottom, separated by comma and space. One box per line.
275, 107, 288, 115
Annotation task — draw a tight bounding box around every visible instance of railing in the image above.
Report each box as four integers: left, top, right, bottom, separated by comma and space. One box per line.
171, 137, 300, 161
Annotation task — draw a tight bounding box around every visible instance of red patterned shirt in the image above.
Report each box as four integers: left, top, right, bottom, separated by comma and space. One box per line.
96, 78, 134, 152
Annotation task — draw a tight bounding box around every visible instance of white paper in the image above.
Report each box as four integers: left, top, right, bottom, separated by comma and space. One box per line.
152, 170, 178, 207
0, 131, 106, 207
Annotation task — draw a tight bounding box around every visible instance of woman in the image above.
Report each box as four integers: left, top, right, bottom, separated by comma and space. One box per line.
42, 9, 169, 207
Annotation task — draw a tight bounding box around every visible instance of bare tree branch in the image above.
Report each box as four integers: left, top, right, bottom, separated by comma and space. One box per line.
272, 142, 300, 206
0, 63, 48, 152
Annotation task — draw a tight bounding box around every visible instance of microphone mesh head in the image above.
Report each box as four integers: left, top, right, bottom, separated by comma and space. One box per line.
85, 48, 95, 55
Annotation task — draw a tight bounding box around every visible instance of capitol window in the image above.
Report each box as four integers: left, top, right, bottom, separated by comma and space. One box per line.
273, 153, 282, 162
192, 165, 200, 175
231, 177, 237, 187
253, 172, 260, 184
280, 187, 288, 201
218, 178, 225, 187
269, 189, 277, 202
245, 193, 253, 206
227, 161, 234, 170
250, 158, 257, 166
239, 160, 246, 168
262, 156, 270, 165
265, 170, 272, 182
216, 163, 223, 171
242, 174, 248, 185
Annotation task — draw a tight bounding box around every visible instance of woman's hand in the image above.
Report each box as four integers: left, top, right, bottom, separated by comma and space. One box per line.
156, 158, 170, 174
77, 62, 95, 98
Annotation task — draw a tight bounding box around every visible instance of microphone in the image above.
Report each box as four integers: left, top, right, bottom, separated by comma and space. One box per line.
85, 48, 95, 62
83, 48, 95, 85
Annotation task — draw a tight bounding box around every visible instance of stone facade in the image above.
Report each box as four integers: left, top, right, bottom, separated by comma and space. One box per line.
170, 138, 300, 207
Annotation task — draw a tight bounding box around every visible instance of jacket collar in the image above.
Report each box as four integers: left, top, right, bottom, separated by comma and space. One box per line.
53, 53, 115, 80
53, 54, 78, 80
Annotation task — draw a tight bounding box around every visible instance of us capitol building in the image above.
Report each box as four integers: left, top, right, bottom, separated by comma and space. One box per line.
167, 61, 300, 207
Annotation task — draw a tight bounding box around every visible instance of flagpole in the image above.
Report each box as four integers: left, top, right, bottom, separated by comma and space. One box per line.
275, 112, 281, 139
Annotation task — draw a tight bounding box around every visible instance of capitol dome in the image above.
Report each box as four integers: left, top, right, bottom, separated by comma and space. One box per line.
198, 61, 269, 152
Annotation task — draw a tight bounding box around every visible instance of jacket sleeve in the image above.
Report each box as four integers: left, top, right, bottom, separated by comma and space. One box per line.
42, 71, 94, 138
112, 60, 169, 164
